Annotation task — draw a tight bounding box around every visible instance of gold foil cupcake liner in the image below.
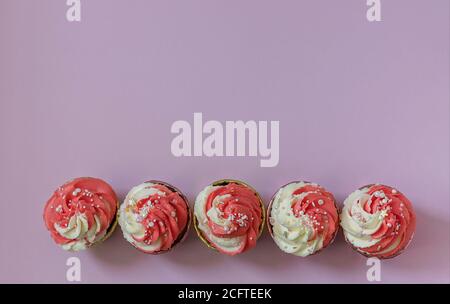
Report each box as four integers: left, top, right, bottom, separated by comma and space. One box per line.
194, 178, 265, 253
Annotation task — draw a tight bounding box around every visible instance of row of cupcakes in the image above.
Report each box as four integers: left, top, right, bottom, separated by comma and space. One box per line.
43, 177, 416, 259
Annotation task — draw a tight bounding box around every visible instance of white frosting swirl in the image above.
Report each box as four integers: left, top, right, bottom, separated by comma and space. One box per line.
119, 183, 166, 252
55, 214, 105, 251
269, 182, 331, 256
118, 181, 189, 253
340, 187, 384, 249
339, 184, 415, 258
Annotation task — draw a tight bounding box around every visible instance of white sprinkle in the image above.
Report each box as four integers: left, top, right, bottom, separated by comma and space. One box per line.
318, 199, 324, 205
72, 188, 81, 196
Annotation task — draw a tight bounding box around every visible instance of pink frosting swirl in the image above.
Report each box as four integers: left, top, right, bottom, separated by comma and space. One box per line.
194, 182, 264, 255
43, 177, 118, 251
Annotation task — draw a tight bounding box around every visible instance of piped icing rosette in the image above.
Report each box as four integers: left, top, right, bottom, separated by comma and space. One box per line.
340, 184, 416, 259
267, 181, 339, 256
194, 180, 264, 256
118, 181, 190, 254
43, 177, 119, 251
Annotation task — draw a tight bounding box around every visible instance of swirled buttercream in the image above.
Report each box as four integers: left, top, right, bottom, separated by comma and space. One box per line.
118, 181, 190, 253
43, 177, 118, 251
194, 181, 263, 255
340, 184, 416, 258
268, 182, 339, 256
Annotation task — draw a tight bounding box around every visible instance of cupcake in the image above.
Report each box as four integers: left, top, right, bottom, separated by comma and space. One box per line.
118, 180, 190, 254
267, 181, 339, 256
193, 179, 264, 256
340, 184, 416, 259
43, 177, 119, 251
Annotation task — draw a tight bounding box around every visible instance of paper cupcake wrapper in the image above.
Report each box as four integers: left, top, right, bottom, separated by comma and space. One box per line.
194, 178, 265, 253
266, 180, 340, 257
96, 200, 120, 245
341, 183, 415, 260
118, 180, 191, 255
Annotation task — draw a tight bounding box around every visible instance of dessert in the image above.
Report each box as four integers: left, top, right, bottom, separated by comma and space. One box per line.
340, 184, 416, 259
267, 181, 339, 256
193, 179, 264, 255
43, 177, 119, 251
118, 180, 190, 254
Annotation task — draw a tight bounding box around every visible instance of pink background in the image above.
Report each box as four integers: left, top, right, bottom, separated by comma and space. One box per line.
0, 0, 449, 283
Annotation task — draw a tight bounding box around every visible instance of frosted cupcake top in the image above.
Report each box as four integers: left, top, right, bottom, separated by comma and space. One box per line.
194, 181, 263, 256
268, 182, 339, 256
340, 184, 416, 259
43, 177, 118, 251
118, 181, 190, 253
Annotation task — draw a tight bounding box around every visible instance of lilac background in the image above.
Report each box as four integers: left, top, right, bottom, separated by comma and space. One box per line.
0, 0, 449, 283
